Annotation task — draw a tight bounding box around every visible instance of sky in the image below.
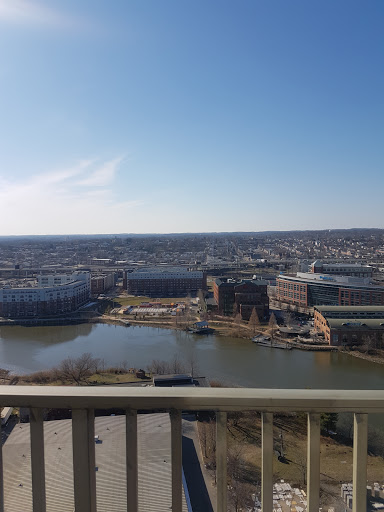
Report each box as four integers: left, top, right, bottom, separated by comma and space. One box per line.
0, 0, 383, 235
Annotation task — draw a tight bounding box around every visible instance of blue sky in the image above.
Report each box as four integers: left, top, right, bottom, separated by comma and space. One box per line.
0, 0, 382, 235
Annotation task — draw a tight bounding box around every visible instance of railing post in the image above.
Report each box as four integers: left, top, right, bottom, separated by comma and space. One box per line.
216, 411, 227, 512
126, 409, 138, 512
0, 410, 3, 512
261, 412, 273, 512
30, 408, 46, 512
307, 413, 320, 512
353, 413, 368, 512
170, 409, 182, 512
72, 409, 96, 512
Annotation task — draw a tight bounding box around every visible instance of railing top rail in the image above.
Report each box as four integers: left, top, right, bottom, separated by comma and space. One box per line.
0, 386, 384, 412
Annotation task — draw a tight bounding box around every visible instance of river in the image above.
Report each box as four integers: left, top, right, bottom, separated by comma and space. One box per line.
0, 323, 383, 390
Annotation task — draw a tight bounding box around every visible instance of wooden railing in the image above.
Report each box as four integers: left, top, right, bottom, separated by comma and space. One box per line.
1, 386, 383, 512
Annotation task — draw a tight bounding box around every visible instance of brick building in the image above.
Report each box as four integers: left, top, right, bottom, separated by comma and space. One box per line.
213, 277, 269, 320
314, 305, 384, 346
125, 268, 206, 297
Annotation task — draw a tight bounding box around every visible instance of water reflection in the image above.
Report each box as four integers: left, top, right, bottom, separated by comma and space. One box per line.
0, 324, 382, 390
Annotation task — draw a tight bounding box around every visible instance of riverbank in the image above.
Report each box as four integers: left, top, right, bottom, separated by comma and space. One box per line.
341, 348, 384, 366
1, 313, 382, 362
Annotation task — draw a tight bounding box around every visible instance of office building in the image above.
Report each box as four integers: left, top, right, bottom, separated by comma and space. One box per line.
314, 305, 384, 346
277, 272, 384, 310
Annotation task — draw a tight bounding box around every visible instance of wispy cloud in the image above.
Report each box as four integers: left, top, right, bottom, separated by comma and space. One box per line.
0, 158, 143, 235
77, 157, 123, 187
0, 0, 81, 29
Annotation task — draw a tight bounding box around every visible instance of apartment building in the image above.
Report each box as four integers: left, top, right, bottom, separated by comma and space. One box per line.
0, 272, 91, 318
125, 268, 206, 297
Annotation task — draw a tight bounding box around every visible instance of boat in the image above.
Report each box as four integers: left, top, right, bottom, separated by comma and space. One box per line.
252, 335, 292, 350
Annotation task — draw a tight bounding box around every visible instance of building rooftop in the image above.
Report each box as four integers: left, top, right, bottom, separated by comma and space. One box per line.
327, 318, 384, 330
315, 306, 384, 312
279, 272, 383, 289
3, 414, 189, 512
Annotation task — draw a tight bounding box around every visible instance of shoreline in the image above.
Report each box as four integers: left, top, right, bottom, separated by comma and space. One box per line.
1, 314, 384, 364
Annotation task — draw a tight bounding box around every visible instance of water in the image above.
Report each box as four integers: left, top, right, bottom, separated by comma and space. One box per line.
0, 323, 383, 389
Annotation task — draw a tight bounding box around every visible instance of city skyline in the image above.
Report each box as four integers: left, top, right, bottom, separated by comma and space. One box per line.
0, 0, 383, 235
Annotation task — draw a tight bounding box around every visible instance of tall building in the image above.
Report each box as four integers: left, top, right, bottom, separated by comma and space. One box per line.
213, 277, 269, 320
125, 267, 206, 297
277, 272, 384, 310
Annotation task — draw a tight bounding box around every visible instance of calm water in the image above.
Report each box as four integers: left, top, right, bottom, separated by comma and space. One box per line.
0, 323, 383, 389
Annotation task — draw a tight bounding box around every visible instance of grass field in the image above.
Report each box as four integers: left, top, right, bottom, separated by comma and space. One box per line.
88, 372, 150, 384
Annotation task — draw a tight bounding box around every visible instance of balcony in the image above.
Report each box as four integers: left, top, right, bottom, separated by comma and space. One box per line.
0, 386, 382, 512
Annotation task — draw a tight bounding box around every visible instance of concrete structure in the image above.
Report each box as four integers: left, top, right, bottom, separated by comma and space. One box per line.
214, 277, 269, 320
125, 268, 206, 297
314, 305, 384, 346
311, 260, 373, 278
0, 385, 379, 512
276, 272, 384, 310
0, 272, 90, 318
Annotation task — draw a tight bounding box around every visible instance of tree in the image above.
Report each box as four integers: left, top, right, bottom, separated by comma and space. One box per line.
268, 312, 278, 339
248, 307, 260, 334
185, 347, 198, 378
228, 445, 253, 512
320, 413, 338, 434
56, 353, 97, 385
232, 313, 243, 335
197, 289, 207, 313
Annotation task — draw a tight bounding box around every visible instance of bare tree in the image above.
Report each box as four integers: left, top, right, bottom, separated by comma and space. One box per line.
248, 307, 260, 334
232, 313, 243, 335
268, 312, 278, 339
228, 445, 252, 512
170, 354, 186, 374
56, 353, 96, 385
185, 347, 198, 378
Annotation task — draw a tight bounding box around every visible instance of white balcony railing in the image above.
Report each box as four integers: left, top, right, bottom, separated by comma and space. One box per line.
1, 386, 383, 512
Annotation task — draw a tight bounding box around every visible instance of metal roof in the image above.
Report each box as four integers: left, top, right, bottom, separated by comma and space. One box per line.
327, 318, 384, 329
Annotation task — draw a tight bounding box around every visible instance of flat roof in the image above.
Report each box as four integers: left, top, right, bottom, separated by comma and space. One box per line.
278, 274, 383, 290
3, 414, 189, 512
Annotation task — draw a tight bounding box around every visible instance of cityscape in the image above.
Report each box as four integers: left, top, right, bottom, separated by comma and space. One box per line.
0, 230, 384, 511
0, 0, 383, 511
